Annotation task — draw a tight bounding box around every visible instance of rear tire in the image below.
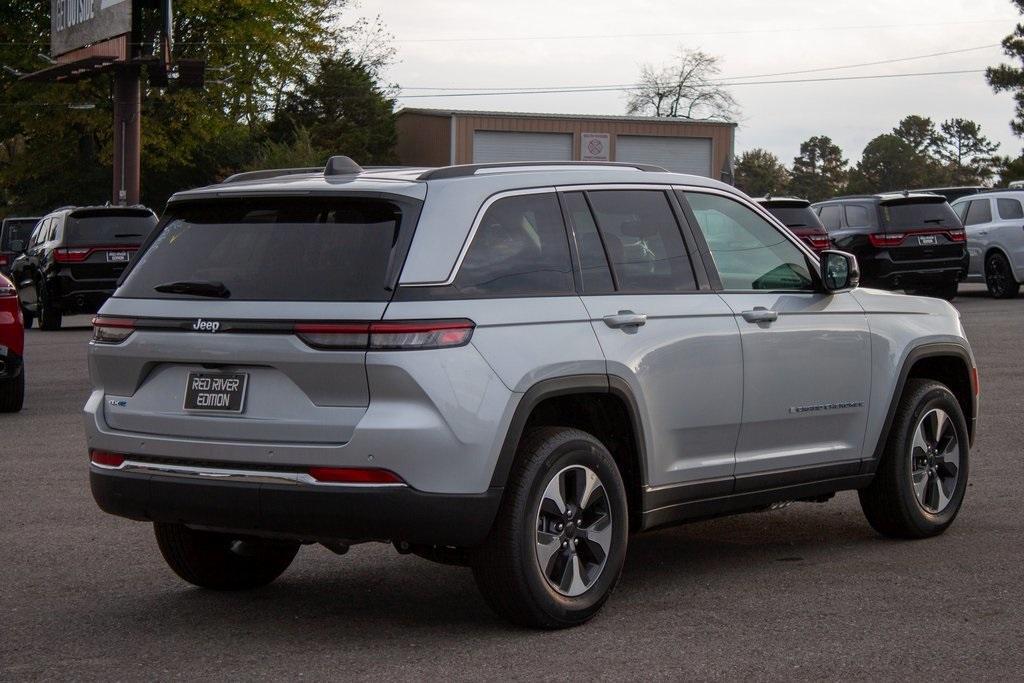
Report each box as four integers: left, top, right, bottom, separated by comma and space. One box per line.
37, 282, 61, 331
154, 522, 300, 590
471, 427, 628, 629
0, 366, 24, 413
859, 379, 969, 539
985, 251, 1020, 299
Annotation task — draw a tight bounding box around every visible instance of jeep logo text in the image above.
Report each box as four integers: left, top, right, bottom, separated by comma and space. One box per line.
192, 319, 220, 333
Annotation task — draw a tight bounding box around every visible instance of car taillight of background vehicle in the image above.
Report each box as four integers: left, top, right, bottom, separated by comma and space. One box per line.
0, 255, 8, 267
54, 247, 93, 263
92, 317, 135, 343
868, 230, 966, 247
806, 236, 831, 250
0, 283, 15, 297
295, 320, 475, 351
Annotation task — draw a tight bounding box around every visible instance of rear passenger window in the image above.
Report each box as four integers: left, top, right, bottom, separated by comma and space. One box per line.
562, 192, 614, 294
845, 205, 870, 227
818, 205, 842, 230
586, 190, 696, 293
455, 193, 574, 297
685, 192, 815, 291
964, 200, 992, 226
997, 198, 1024, 220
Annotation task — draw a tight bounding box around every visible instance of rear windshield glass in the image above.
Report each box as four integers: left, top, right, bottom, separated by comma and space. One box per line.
880, 200, 960, 230
117, 197, 406, 302
764, 205, 823, 230
1, 219, 39, 249
66, 211, 157, 246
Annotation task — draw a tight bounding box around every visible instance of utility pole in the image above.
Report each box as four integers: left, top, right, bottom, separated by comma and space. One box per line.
112, 65, 141, 205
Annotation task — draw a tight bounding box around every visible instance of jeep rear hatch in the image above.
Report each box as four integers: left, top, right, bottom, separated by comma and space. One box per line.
97, 195, 419, 445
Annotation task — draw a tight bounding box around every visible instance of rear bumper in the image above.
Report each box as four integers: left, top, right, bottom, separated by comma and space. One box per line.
52, 273, 115, 314
90, 464, 503, 547
860, 252, 969, 288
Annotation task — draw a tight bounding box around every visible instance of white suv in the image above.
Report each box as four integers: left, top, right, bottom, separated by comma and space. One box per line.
952, 190, 1024, 298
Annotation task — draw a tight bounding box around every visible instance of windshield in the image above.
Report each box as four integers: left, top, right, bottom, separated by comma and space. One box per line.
117, 197, 406, 302
66, 212, 157, 246
881, 200, 960, 231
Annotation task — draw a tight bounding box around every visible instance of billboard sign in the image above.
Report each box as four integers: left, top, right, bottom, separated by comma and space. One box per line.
51, 0, 131, 57
581, 132, 610, 162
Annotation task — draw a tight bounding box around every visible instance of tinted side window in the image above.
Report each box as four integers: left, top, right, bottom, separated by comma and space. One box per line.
685, 192, 815, 291
587, 190, 695, 293
47, 217, 59, 242
454, 193, 573, 297
31, 219, 49, 247
997, 198, 1024, 220
562, 192, 614, 294
845, 205, 871, 227
818, 205, 842, 230
953, 201, 969, 222
964, 199, 992, 226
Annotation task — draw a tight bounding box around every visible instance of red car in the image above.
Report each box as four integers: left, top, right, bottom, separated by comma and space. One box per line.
0, 272, 25, 412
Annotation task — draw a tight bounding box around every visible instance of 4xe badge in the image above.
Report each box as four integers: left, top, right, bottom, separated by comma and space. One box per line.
192, 319, 220, 333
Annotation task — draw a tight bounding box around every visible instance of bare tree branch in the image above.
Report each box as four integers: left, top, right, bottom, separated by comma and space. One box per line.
626, 48, 739, 121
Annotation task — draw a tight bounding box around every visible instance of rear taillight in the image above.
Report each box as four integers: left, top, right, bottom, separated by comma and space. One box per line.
91, 316, 135, 344
947, 229, 967, 243
54, 247, 91, 263
868, 233, 906, 247
307, 467, 404, 484
90, 449, 126, 468
0, 283, 15, 297
0, 255, 7, 267
295, 319, 474, 351
806, 235, 830, 250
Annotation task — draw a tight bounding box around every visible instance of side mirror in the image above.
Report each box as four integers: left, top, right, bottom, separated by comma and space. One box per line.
820, 250, 859, 293
8, 239, 24, 253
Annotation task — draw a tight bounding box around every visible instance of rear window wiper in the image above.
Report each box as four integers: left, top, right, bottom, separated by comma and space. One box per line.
154, 280, 231, 298
785, 223, 809, 228
115, 233, 144, 238
922, 218, 945, 224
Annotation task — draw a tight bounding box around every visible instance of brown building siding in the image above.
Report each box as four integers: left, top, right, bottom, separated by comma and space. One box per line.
395, 113, 451, 166
397, 109, 736, 177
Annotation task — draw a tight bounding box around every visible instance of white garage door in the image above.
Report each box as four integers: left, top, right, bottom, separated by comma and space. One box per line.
472, 131, 574, 163
615, 135, 713, 176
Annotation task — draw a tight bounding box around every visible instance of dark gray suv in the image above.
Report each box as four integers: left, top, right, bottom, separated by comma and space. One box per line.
87, 159, 978, 628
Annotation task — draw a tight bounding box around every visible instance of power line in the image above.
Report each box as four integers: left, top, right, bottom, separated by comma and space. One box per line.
396, 44, 1001, 92
393, 18, 1011, 43
398, 68, 988, 98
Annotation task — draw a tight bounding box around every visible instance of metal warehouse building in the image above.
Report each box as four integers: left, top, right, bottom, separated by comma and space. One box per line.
395, 108, 736, 179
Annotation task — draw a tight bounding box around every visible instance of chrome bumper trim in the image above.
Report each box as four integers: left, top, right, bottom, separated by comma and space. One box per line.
90, 460, 407, 488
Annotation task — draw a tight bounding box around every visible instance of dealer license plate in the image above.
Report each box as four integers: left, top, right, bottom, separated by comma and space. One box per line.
183, 372, 248, 413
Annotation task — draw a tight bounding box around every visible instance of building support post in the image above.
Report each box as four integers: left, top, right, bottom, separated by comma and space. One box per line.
112, 65, 141, 205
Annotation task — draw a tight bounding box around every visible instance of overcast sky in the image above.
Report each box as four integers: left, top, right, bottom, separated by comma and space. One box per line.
352, 0, 1023, 165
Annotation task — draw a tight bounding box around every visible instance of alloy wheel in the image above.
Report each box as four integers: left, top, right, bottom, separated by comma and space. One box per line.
909, 408, 961, 514
535, 464, 613, 597
986, 255, 1011, 297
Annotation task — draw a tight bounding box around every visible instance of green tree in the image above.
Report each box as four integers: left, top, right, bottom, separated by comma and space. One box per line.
268, 53, 398, 165
788, 136, 847, 202
892, 115, 939, 154
733, 149, 789, 197
846, 134, 928, 193
992, 152, 1024, 185
932, 118, 1000, 185
987, 1, 1024, 136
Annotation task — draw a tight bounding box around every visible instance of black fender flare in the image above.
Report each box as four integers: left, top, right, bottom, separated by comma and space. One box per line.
488, 374, 648, 489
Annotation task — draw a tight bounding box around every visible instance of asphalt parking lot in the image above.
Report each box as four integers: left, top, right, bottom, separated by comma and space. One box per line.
1, 284, 1022, 680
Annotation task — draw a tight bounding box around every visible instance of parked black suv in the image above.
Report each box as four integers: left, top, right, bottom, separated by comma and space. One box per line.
0, 216, 40, 277
11, 206, 157, 329
753, 196, 831, 253
812, 193, 968, 300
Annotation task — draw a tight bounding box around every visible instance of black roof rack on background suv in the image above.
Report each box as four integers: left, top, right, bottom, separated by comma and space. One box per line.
418, 161, 668, 181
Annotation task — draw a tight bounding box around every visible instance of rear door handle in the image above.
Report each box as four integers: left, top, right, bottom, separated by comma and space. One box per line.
603, 311, 647, 329
741, 307, 778, 324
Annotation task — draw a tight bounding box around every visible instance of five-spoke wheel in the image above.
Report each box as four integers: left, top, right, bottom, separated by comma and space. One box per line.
909, 408, 961, 514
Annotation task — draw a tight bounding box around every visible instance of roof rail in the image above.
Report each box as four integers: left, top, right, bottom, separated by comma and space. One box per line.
418, 160, 668, 181
221, 167, 320, 184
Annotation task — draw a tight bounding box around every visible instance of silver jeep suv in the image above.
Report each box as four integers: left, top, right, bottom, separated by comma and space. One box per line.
87, 158, 979, 628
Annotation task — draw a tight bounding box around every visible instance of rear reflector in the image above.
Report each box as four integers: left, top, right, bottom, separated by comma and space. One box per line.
307, 467, 404, 484
91, 316, 136, 344
90, 449, 126, 468
971, 367, 980, 396
295, 319, 474, 350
